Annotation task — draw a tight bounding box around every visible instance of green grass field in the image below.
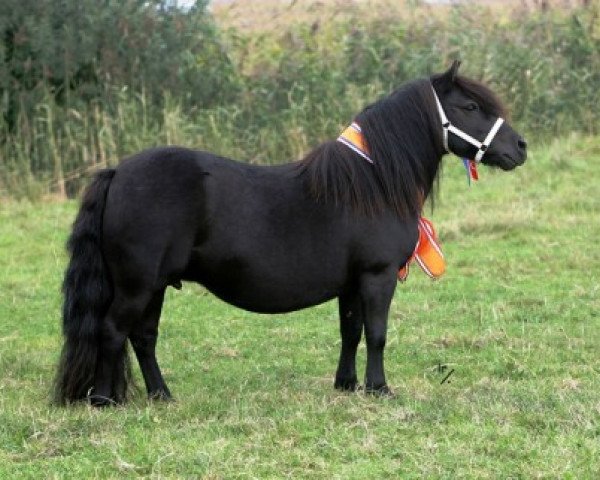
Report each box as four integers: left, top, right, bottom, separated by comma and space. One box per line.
1, 135, 599, 478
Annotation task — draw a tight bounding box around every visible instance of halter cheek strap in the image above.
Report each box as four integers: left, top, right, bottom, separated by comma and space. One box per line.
431, 85, 504, 163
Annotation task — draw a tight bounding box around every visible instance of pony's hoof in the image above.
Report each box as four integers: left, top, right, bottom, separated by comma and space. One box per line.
365, 384, 395, 398
334, 376, 360, 392
87, 395, 118, 407
148, 389, 173, 402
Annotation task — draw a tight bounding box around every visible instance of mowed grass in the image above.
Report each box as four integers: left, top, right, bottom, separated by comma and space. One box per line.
1, 135, 599, 478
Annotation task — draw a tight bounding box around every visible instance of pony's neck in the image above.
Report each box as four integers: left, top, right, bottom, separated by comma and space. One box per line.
354, 79, 444, 212
300, 79, 443, 218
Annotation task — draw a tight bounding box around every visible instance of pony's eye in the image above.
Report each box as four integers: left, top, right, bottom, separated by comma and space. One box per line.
464, 103, 479, 111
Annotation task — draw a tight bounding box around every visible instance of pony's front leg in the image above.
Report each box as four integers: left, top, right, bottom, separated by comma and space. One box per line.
334, 292, 363, 391
360, 269, 396, 395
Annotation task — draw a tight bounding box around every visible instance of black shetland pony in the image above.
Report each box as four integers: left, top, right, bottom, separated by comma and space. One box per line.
54, 62, 526, 406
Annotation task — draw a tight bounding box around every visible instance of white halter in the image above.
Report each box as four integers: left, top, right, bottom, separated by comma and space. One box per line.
431, 85, 504, 163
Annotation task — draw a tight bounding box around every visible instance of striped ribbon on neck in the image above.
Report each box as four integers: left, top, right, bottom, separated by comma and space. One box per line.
336, 122, 373, 164
398, 217, 445, 281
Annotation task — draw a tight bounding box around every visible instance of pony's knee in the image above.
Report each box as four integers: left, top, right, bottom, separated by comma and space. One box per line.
366, 330, 387, 350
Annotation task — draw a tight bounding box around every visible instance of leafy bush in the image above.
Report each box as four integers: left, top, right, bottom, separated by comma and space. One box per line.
1, 1, 598, 198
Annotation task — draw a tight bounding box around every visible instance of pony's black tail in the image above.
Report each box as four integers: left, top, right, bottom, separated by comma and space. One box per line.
53, 169, 129, 405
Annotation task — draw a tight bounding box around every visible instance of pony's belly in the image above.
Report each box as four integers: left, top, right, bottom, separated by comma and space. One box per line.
183, 251, 345, 313
203, 280, 339, 314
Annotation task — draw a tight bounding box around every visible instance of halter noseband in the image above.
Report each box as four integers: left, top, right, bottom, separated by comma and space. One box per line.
431, 85, 504, 163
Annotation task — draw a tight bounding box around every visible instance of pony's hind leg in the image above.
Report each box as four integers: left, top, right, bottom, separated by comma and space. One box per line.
91, 290, 152, 406
129, 288, 172, 401
334, 292, 364, 391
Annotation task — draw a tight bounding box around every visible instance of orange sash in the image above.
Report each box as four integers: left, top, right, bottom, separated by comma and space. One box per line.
398, 217, 445, 281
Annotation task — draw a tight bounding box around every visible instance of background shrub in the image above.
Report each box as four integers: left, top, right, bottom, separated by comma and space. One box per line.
0, 0, 598, 197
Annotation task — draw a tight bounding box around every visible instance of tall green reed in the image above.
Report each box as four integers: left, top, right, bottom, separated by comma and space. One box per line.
1, 2, 598, 198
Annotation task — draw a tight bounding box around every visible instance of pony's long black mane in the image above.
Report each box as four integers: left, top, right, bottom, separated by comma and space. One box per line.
299, 74, 506, 218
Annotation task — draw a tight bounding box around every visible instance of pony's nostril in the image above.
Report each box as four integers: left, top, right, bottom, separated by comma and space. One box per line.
518, 138, 527, 150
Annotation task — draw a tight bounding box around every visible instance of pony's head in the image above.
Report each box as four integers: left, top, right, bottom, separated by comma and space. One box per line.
431, 61, 527, 170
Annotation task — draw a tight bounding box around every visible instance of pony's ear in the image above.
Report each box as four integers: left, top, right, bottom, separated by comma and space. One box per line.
441, 60, 461, 83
